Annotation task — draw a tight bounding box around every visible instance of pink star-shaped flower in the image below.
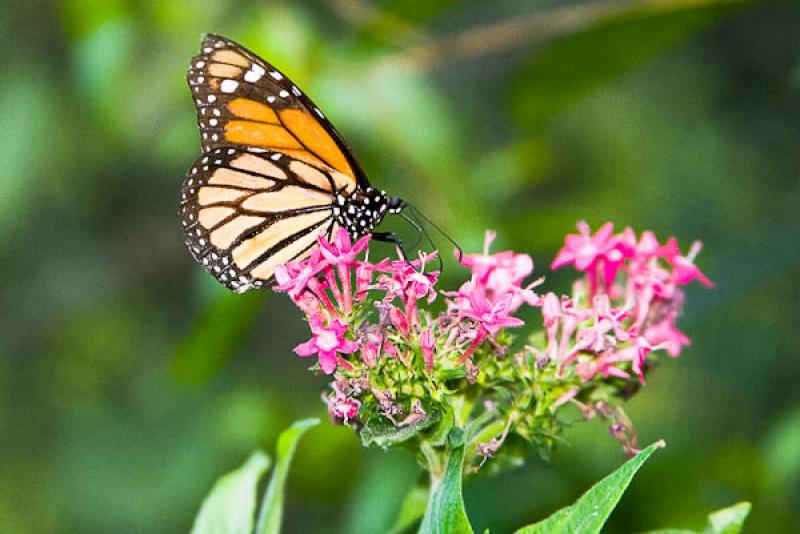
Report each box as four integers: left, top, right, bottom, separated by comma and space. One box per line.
274, 249, 328, 299
318, 227, 370, 265
294, 315, 358, 374
459, 231, 539, 311
454, 279, 524, 335
643, 318, 691, 357
660, 238, 714, 287
552, 221, 618, 271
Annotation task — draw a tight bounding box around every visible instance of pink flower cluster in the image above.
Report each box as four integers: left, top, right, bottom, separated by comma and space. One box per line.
443, 231, 542, 362
274, 229, 373, 374
274, 228, 440, 379
273, 222, 711, 425
544, 221, 713, 382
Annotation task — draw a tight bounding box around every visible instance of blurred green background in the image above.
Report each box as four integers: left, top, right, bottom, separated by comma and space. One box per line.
2, 0, 798, 532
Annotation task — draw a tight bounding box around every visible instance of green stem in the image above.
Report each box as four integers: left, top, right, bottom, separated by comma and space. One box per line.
418, 439, 473, 534
450, 393, 476, 428
420, 439, 444, 481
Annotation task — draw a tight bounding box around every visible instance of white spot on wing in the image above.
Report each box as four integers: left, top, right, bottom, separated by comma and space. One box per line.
244, 70, 262, 83
220, 79, 240, 93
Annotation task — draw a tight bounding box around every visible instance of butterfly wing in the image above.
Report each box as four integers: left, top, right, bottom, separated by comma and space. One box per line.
187, 34, 369, 190
180, 147, 353, 292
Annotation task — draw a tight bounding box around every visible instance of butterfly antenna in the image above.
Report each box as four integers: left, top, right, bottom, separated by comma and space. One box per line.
399, 210, 444, 274
406, 203, 464, 263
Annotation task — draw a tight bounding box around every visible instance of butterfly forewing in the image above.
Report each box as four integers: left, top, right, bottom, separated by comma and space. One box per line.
180, 147, 350, 292
187, 34, 367, 188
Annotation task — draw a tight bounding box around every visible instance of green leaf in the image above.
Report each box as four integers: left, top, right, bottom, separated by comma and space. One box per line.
509, 0, 743, 129
173, 291, 265, 385
515, 440, 665, 534
643, 501, 751, 534
703, 502, 751, 534
255, 418, 320, 534
360, 410, 440, 448
389, 484, 429, 534
191, 451, 271, 534
418, 443, 473, 534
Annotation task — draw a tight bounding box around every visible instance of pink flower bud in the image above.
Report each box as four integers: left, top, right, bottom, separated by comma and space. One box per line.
420, 327, 435, 371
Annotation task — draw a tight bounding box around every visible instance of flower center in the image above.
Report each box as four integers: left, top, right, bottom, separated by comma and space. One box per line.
316, 330, 340, 351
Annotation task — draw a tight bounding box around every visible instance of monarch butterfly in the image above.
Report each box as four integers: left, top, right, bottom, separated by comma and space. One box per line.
180, 34, 411, 293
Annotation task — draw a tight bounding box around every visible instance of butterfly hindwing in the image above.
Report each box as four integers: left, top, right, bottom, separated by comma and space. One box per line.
186, 34, 366, 188
180, 147, 352, 292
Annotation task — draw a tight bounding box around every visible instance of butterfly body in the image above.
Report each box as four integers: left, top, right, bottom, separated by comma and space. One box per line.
180, 34, 406, 292
333, 186, 405, 239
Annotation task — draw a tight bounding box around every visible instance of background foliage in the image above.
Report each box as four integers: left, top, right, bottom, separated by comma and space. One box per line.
2, 0, 798, 532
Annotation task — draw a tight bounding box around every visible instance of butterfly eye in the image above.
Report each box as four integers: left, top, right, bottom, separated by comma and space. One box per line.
388, 197, 406, 212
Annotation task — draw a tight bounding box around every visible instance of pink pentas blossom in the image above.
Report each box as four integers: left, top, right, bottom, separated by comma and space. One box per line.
318, 227, 370, 265
294, 315, 359, 374
452, 278, 524, 335
644, 318, 691, 357
274, 249, 327, 300
378, 253, 439, 332
552, 221, 619, 271
634, 230, 662, 259
660, 238, 714, 287
459, 231, 541, 311
355, 258, 388, 301
379, 254, 439, 303
552, 221, 632, 291
575, 350, 632, 381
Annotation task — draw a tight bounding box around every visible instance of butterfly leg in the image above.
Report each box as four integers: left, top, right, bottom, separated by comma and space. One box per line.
371, 231, 407, 261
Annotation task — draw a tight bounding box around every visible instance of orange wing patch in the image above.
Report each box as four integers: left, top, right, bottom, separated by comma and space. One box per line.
221, 103, 356, 179
228, 98, 278, 123
225, 121, 302, 149
279, 109, 353, 177
187, 34, 363, 190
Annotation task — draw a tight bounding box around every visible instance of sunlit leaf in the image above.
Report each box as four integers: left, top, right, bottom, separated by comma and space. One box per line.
255, 418, 320, 534
643, 501, 751, 534
703, 502, 751, 534
514, 440, 665, 534
191, 451, 271, 534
